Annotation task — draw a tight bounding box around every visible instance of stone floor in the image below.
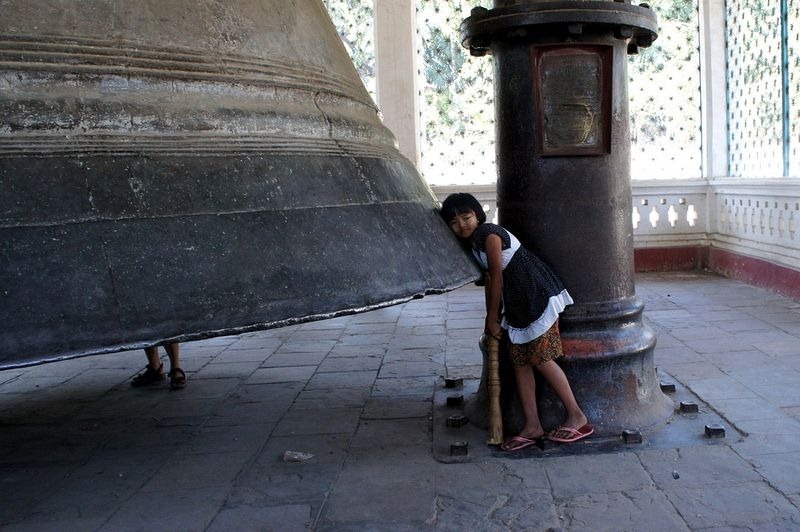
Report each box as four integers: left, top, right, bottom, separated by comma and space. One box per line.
1, 272, 799, 531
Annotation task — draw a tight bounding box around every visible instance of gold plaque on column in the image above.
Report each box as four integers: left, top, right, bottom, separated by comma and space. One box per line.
532, 45, 612, 156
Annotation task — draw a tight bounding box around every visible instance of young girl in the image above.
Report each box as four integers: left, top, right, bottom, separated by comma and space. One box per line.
440, 193, 592, 451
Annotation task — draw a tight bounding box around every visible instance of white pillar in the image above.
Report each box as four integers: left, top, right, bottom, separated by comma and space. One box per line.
699, 0, 729, 179
373, 0, 421, 168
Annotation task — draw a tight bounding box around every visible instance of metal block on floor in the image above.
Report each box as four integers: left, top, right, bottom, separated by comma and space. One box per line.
660, 381, 676, 393
622, 429, 643, 444
444, 377, 463, 389
450, 441, 469, 456
446, 394, 464, 407
446, 415, 468, 428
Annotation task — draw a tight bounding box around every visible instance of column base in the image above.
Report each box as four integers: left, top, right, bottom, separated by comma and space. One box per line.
466, 321, 673, 437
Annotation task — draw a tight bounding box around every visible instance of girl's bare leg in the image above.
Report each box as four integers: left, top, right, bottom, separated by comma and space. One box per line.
536, 359, 588, 429
513, 364, 545, 439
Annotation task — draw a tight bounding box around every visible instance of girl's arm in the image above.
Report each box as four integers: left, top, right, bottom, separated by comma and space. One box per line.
484, 233, 504, 339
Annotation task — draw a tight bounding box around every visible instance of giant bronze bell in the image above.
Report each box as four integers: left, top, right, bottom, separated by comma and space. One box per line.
462, 0, 673, 436
0, 0, 478, 369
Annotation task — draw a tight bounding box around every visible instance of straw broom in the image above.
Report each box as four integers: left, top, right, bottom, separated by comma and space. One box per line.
486, 334, 503, 445
481, 271, 503, 445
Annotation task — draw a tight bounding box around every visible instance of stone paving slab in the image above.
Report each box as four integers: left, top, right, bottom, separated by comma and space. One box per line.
555, 488, 689, 532
1, 272, 800, 530
663, 482, 799, 530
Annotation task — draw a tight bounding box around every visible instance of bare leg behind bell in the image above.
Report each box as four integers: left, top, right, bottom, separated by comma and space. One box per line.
164, 342, 186, 389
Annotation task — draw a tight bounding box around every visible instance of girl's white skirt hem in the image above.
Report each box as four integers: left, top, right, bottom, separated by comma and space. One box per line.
502, 289, 573, 345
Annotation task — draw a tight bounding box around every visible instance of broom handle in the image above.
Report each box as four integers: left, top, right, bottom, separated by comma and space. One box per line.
486, 334, 503, 445
482, 271, 503, 445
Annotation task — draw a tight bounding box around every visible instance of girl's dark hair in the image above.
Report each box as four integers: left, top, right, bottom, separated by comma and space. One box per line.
439, 193, 487, 224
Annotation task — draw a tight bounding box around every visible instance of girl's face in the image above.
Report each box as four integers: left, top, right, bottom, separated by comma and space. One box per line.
448, 210, 479, 239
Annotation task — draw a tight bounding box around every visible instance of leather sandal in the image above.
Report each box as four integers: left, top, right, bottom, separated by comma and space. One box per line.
169, 368, 187, 390
131, 363, 165, 387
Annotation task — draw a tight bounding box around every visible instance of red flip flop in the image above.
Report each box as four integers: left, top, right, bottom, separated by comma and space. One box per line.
547, 423, 594, 443
500, 435, 543, 452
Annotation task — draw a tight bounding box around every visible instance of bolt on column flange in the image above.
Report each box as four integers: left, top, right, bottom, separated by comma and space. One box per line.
704, 423, 726, 438
679, 401, 699, 413
461, 1, 658, 57
446, 414, 469, 428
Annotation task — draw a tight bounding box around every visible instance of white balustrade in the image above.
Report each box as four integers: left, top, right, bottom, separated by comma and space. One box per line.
629, 179, 709, 249
431, 178, 800, 272
710, 179, 800, 270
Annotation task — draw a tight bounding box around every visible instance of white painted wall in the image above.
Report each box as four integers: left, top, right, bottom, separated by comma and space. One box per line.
373, 0, 421, 167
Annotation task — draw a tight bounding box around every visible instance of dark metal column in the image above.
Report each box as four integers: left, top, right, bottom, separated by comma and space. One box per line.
462, 1, 673, 435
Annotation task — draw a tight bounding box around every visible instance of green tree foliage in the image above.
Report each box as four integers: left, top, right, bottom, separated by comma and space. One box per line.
325, 0, 706, 183
727, 0, 783, 176
789, 0, 800, 176
416, 0, 495, 185
628, 0, 701, 179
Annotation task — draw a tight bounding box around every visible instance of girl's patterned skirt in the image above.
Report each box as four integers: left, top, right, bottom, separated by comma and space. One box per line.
508, 321, 563, 367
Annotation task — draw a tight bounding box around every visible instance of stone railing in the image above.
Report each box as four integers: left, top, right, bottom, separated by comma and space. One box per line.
710, 179, 800, 271
431, 179, 800, 272
629, 180, 709, 249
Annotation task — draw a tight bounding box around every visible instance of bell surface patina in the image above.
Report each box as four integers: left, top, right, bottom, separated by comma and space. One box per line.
0, 0, 478, 368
